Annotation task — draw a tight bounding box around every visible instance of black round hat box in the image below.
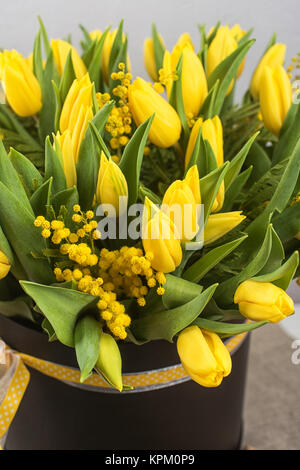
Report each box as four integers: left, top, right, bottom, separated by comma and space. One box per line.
0, 314, 250, 450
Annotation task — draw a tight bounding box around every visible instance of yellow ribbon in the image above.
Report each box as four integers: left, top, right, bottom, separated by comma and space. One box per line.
0, 330, 248, 449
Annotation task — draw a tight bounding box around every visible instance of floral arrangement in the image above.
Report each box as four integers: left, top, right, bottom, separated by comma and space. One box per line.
0, 18, 299, 392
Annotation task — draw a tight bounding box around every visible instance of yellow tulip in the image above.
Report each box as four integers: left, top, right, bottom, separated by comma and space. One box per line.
177, 326, 232, 387
176, 33, 195, 50
162, 166, 200, 241
259, 65, 292, 136
234, 280, 294, 323
0, 250, 10, 280
250, 43, 286, 99
51, 39, 87, 79
54, 130, 77, 188
142, 200, 182, 273
230, 24, 246, 78
144, 34, 165, 81
95, 331, 123, 391
128, 77, 181, 148
60, 73, 93, 133
207, 26, 238, 94
185, 116, 224, 212
0, 50, 42, 117
162, 46, 207, 118
204, 211, 245, 245
96, 152, 128, 215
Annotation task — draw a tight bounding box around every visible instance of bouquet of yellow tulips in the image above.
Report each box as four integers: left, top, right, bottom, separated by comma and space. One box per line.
0, 18, 299, 391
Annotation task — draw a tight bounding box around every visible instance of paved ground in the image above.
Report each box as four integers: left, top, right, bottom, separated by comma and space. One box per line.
244, 324, 300, 450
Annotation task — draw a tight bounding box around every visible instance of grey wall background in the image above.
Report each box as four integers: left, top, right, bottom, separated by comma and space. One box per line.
0, 0, 299, 99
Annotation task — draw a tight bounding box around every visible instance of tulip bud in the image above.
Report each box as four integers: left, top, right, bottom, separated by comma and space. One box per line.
204, 211, 245, 245
60, 74, 93, 133
259, 65, 292, 136
0, 50, 42, 117
128, 77, 181, 148
185, 116, 224, 212
51, 39, 87, 79
177, 326, 232, 387
142, 199, 182, 273
250, 43, 286, 99
0, 250, 10, 280
144, 34, 165, 81
207, 26, 238, 95
95, 331, 123, 392
162, 166, 201, 241
54, 130, 77, 188
162, 45, 207, 118
234, 280, 294, 323
176, 33, 195, 50
96, 152, 128, 215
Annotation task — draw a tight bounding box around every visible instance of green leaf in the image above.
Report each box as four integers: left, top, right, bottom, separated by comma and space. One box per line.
0, 182, 54, 284
183, 235, 247, 283
192, 318, 267, 336
252, 251, 299, 291
9, 148, 43, 195
0, 140, 33, 214
224, 132, 259, 188
0, 297, 34, 322
32, 29, 43, 83
215, 224, 273, 305
273, 201, 300, 241
130, 283, 218, 342
44, 136, 66, 194
30, 178, 53, 217
20, 281, 98, 347
273, 105, 300, 164
243, 141, 271, 188
200, 162, 229, 223
256, 226, 284, 275
59, 50, 76, 103
38, 51, 60, 142
200, 80, 220, 119
222, 166, 253, 211
170, 55, 189, 147
51, 186, 79, 228
76, 101, 114, 209
38, 16, 51, 57
88, 28, 110, 91
162, 274, 203, 309
119, 116, 154, 206
152, 23, 165, 71
207, 39, 255, 115
75, 315, 101, 382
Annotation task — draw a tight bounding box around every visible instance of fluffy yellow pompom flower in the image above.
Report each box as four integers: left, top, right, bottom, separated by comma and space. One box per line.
207, 26, 238, 95
142, 199, 182, 273
234, 280, 294, 323
96, 152, 128, 216
162, 165, 201, 241
177, 326, 232, 387
0, 50, 42, 117
0, 250, 11, 280
185, 116, 224, 212
204, 211, 246, 245
259, 65, 292, 136
250, 43, 286, 99
51, 39, 87, 79
128, 77, 181, 148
